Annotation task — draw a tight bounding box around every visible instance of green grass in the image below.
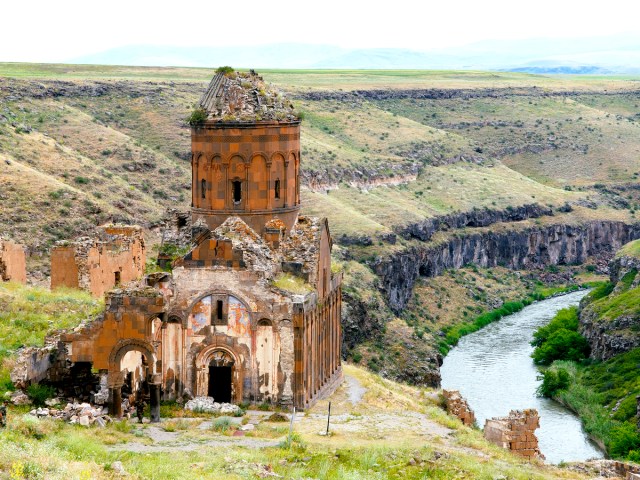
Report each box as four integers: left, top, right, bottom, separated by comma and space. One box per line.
0, 282, 103, 395
552, 350, 640, 459
271, 273, 314, 294
616, 239, 640, 259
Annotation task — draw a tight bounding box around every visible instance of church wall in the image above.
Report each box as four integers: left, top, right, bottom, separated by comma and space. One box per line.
0, 240, 27, 284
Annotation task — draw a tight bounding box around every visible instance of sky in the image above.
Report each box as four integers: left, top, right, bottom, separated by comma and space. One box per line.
2, 0, 640, 63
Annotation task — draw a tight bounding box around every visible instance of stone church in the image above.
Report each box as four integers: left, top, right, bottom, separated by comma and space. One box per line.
15, 71, 343, 414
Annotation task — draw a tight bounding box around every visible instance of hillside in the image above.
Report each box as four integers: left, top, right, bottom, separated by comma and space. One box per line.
2, 64, 640, 387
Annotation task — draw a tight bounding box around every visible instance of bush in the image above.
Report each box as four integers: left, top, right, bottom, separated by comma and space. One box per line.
26, 384, 56, 406
215, 66, 234, 75
187, 107, 208, 126
609, 422, 640, 458
537, 368, 571, 397
531, 307, 579, 347
586, 282, 614, 302
532, 329, 590, 365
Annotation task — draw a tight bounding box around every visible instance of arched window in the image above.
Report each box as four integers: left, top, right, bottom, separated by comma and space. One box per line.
274, 178, 281, 199
232, 180, 242, 203
201, 179, 206, 199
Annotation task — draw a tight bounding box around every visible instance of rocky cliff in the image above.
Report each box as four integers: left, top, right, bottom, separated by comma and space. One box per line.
375, 220, 640, 313
580, 241, 640, 360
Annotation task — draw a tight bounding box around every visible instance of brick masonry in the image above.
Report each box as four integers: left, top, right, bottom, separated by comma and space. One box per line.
443, 390, 476, 426
484, 409, 543, 460
0, 239, 26, 283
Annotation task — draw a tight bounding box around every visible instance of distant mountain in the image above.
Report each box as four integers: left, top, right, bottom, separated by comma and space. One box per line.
72, 34, 640, 73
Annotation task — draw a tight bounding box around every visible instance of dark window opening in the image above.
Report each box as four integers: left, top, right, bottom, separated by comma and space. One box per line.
216, 300, 223, 320
274, 178, 281, 199
201, 179, 206, 199
232, 180, 242, 203
208, 365, 232, 402
177, 216, 187, 228
114, 271, 121, 285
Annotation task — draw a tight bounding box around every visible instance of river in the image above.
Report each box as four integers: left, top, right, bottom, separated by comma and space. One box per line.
440, 290, 604, 464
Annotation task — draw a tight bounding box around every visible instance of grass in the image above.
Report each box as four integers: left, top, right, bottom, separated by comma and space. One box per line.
271, 273, 314, 294
551, 352, 640, 459
616, 239, 640, 259
0, 282, 103, 395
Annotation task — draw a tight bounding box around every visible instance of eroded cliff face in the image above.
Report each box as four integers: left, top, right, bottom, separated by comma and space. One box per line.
580, 253, 640, 360
375, 220, 640, 313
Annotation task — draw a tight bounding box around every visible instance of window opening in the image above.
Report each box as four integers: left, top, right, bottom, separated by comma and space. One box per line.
274, 178, 281, 199
217, 300, 223, 320
201, 179, 206, 199
114, 271, 121, 285
232, 180, 242, 203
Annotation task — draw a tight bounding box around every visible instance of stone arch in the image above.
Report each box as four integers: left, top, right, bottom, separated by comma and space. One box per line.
195, 344, 243, 402
249, 153, 268, 210
186, 290, 253, 318
270, 153, 286, 209
257, 318, 272, 327
109, 338, 157, 376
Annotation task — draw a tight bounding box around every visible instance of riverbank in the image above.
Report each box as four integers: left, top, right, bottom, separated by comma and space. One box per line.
547, 353, 640, 461
441, 290, 604, 463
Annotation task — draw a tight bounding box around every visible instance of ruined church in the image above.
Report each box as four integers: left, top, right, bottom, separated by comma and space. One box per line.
15, 71, 343, 414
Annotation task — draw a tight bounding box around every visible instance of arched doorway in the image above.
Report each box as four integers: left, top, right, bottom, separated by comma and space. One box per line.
208, 350, 234, 402
195, 345, 242, 403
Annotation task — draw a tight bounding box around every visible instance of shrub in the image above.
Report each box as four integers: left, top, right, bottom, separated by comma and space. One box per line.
531, 305, 590, 365
74, 176, 90, 184
537, 368, 570, 397
212, 416, 232, 432
187, 108, 208, 126
215, 66, 234, 75
531, 307, 579, 347
586, 282, 614, 302
609, 422, 640, 458
532, 329, 590, 365
26, 384, 55, 406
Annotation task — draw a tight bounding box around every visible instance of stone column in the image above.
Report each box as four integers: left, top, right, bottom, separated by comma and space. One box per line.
149, 374, 162, 423
109, 387, 122, 418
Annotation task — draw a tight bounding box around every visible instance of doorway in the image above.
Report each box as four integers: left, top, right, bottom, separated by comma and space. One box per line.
208, 365, 232, 403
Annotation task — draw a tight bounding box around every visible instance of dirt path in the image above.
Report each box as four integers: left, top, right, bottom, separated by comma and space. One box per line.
344, 374, 367, 405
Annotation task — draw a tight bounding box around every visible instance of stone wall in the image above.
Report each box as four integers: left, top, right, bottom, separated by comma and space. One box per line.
483, 409, 543, 460
51, 225, 145, 297
0, 239, 26, 283
443, 390, 476, 426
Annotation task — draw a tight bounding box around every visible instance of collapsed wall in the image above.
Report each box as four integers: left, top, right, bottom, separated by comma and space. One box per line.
51, 225, 145, 297
0, 239, 26, 283
443, 390, 476, 426
483, 409, 543, 460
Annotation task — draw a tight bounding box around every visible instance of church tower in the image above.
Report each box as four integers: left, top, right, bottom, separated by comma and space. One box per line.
190, 70, 301, 235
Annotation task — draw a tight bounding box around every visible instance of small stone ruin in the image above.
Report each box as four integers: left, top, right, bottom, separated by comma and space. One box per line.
184, 396, 242, 415
483, 409, 543, 460
443, 390, 476, 426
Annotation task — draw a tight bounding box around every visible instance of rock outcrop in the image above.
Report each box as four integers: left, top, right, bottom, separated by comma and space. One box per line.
580, 241, 640, 360
376, 220, 640, 313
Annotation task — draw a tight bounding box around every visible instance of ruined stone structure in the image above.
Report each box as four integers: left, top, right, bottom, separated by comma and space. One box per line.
443, 390, 476, 426
484, 409, 543, 460
0, 239, 26, 284
23, 71, 342, 414
50, 225, 145, 297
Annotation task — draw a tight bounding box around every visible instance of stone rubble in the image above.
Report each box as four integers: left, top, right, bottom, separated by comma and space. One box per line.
184, 396, 242, 415
29, 401, 112, 427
